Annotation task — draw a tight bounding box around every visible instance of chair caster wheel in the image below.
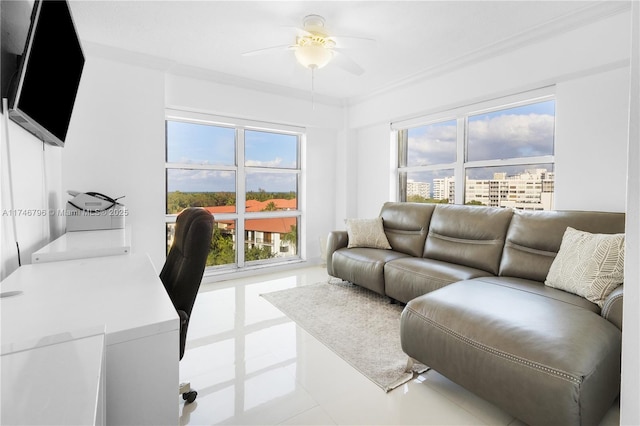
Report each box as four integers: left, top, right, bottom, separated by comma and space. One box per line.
183, 390, 197, 403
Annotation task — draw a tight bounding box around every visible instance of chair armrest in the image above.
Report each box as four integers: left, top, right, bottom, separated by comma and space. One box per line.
601, 285, 623, 331
326, 230, 348, 276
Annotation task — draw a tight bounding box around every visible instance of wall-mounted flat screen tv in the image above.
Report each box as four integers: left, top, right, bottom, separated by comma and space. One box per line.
7, 0, 84, 147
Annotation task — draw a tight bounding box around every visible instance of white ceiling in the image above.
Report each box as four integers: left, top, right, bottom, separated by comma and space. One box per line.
68, 1, 626, 102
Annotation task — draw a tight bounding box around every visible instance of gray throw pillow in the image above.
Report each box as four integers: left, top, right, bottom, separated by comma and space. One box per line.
345, 217, 392, 249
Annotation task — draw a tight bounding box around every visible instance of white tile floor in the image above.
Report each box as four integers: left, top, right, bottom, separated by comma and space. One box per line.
178, 264, 621, 426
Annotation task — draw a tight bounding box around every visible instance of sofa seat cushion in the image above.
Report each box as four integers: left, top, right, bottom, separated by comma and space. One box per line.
384, 258, 493, 304
401, 279, 621, 426
331, 247, 410, 296
467, 276, 600, 313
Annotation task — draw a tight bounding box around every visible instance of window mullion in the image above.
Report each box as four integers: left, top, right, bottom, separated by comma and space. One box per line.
454, 117, 466, 205
465, 155, 555, 169
237, 128, 246, 268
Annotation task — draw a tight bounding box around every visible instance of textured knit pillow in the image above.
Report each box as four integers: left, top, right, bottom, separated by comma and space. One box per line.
345, 217, 392, 249
545, 227, 624, 307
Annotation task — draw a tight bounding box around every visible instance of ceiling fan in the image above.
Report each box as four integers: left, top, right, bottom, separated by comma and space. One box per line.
242, 14, 373, 76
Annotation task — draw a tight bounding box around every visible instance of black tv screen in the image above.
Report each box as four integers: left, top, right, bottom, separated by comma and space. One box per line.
8, 0, 84, 147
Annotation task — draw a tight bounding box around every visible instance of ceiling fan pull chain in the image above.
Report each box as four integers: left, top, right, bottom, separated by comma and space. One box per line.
311, 67, 316, 110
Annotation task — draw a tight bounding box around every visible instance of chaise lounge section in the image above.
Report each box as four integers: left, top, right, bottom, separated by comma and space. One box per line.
326, 202, 625, 425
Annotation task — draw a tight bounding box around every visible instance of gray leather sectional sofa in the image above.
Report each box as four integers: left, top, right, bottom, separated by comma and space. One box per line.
326, 202, 625, 426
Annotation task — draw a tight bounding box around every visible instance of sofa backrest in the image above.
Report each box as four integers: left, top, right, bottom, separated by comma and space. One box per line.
424, 204, 514, 274
380, 202, 436, 257
499, 210, 626, 282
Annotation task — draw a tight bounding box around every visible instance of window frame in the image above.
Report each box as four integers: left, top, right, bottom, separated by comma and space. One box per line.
165, 108, 306, 273
392, 87, 556, 208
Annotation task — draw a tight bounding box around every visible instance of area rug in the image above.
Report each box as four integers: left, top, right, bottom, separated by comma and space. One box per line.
260, 278, 429, 392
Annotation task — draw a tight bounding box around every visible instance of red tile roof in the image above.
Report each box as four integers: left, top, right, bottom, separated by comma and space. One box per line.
204, 206, 235, 214
204, 199, 297, 214
224, 217, 296, 234
245, 199, 297, 212
202, 199, 297, 234
245, 217, 296, 233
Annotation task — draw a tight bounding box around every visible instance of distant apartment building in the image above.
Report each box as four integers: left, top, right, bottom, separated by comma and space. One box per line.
412, 168, 554, 210
433, 177, 456, 202
407, 180, 431, 199
465, 168, 554, 210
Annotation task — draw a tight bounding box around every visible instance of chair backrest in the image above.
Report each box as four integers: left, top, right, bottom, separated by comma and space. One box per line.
160, 207, 214, 358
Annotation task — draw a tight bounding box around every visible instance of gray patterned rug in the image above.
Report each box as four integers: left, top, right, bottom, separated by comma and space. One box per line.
260, 278, 429, 392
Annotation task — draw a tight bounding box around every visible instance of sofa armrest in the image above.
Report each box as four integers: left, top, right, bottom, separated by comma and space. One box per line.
326, 230, 348, 276
601, 285, 624, 330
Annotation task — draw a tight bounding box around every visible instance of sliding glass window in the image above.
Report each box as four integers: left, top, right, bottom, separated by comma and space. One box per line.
165, 110, 304, 271
395, 89, 556, 210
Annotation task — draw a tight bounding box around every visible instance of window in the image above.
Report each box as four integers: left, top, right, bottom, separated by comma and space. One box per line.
165, 109, 304, 272
395, 90, 555, 210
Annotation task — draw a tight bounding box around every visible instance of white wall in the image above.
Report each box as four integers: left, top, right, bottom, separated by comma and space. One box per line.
333, 127, 358, 229
555, 67, 630, 212
62, 56, 166, 269
354, 123, 394, 218
0, 117, 64, 279
305, 126, 339, 260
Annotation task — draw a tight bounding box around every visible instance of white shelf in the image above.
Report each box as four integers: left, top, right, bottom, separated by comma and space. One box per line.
31, 226, 131, 263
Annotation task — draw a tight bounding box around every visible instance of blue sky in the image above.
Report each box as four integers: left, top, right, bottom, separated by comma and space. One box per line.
166, 121, 235, 165
407, 100, 555, 166
467, 100, 555, 161
166, 121, 298, 192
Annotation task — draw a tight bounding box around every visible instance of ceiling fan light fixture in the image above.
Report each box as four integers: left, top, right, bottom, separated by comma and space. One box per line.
295, 43, 334, 69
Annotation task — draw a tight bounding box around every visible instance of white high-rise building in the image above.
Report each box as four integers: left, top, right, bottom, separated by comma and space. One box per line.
465, 168, 554, 210
407, 180, 430, 199
433, 177, 455, 202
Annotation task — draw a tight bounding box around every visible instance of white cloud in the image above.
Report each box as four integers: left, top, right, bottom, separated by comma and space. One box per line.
408, 123, 457, 165
468, 113, 554, 160
245, 157, 284, 168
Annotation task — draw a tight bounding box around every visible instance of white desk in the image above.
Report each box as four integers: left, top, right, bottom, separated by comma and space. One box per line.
31, 226, 131, 263
0, 253, 179, 425
1, 327, 106, 425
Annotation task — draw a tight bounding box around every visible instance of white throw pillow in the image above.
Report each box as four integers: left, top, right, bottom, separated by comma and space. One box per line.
545, 227, 624, 308
345, 217, 392, 249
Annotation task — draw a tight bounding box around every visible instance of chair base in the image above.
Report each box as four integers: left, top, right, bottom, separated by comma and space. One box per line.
180, 382, 197, 404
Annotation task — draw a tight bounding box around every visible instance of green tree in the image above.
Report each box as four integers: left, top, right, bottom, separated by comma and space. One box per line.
245, 244, 274, 261
207, 226, 235, 266
281, 224, 297, 254
407, 195, 449, 204
263, 201, 277, 211
167, 191, 237, 214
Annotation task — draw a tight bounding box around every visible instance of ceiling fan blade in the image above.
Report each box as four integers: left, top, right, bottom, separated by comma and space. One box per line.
331, 50, 364, 76
281, 25, 313, 37
329, 35, 376, 49
242, 44, 295, 57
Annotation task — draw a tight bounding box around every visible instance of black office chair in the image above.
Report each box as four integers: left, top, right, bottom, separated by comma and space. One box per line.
160, 207, 214, 404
